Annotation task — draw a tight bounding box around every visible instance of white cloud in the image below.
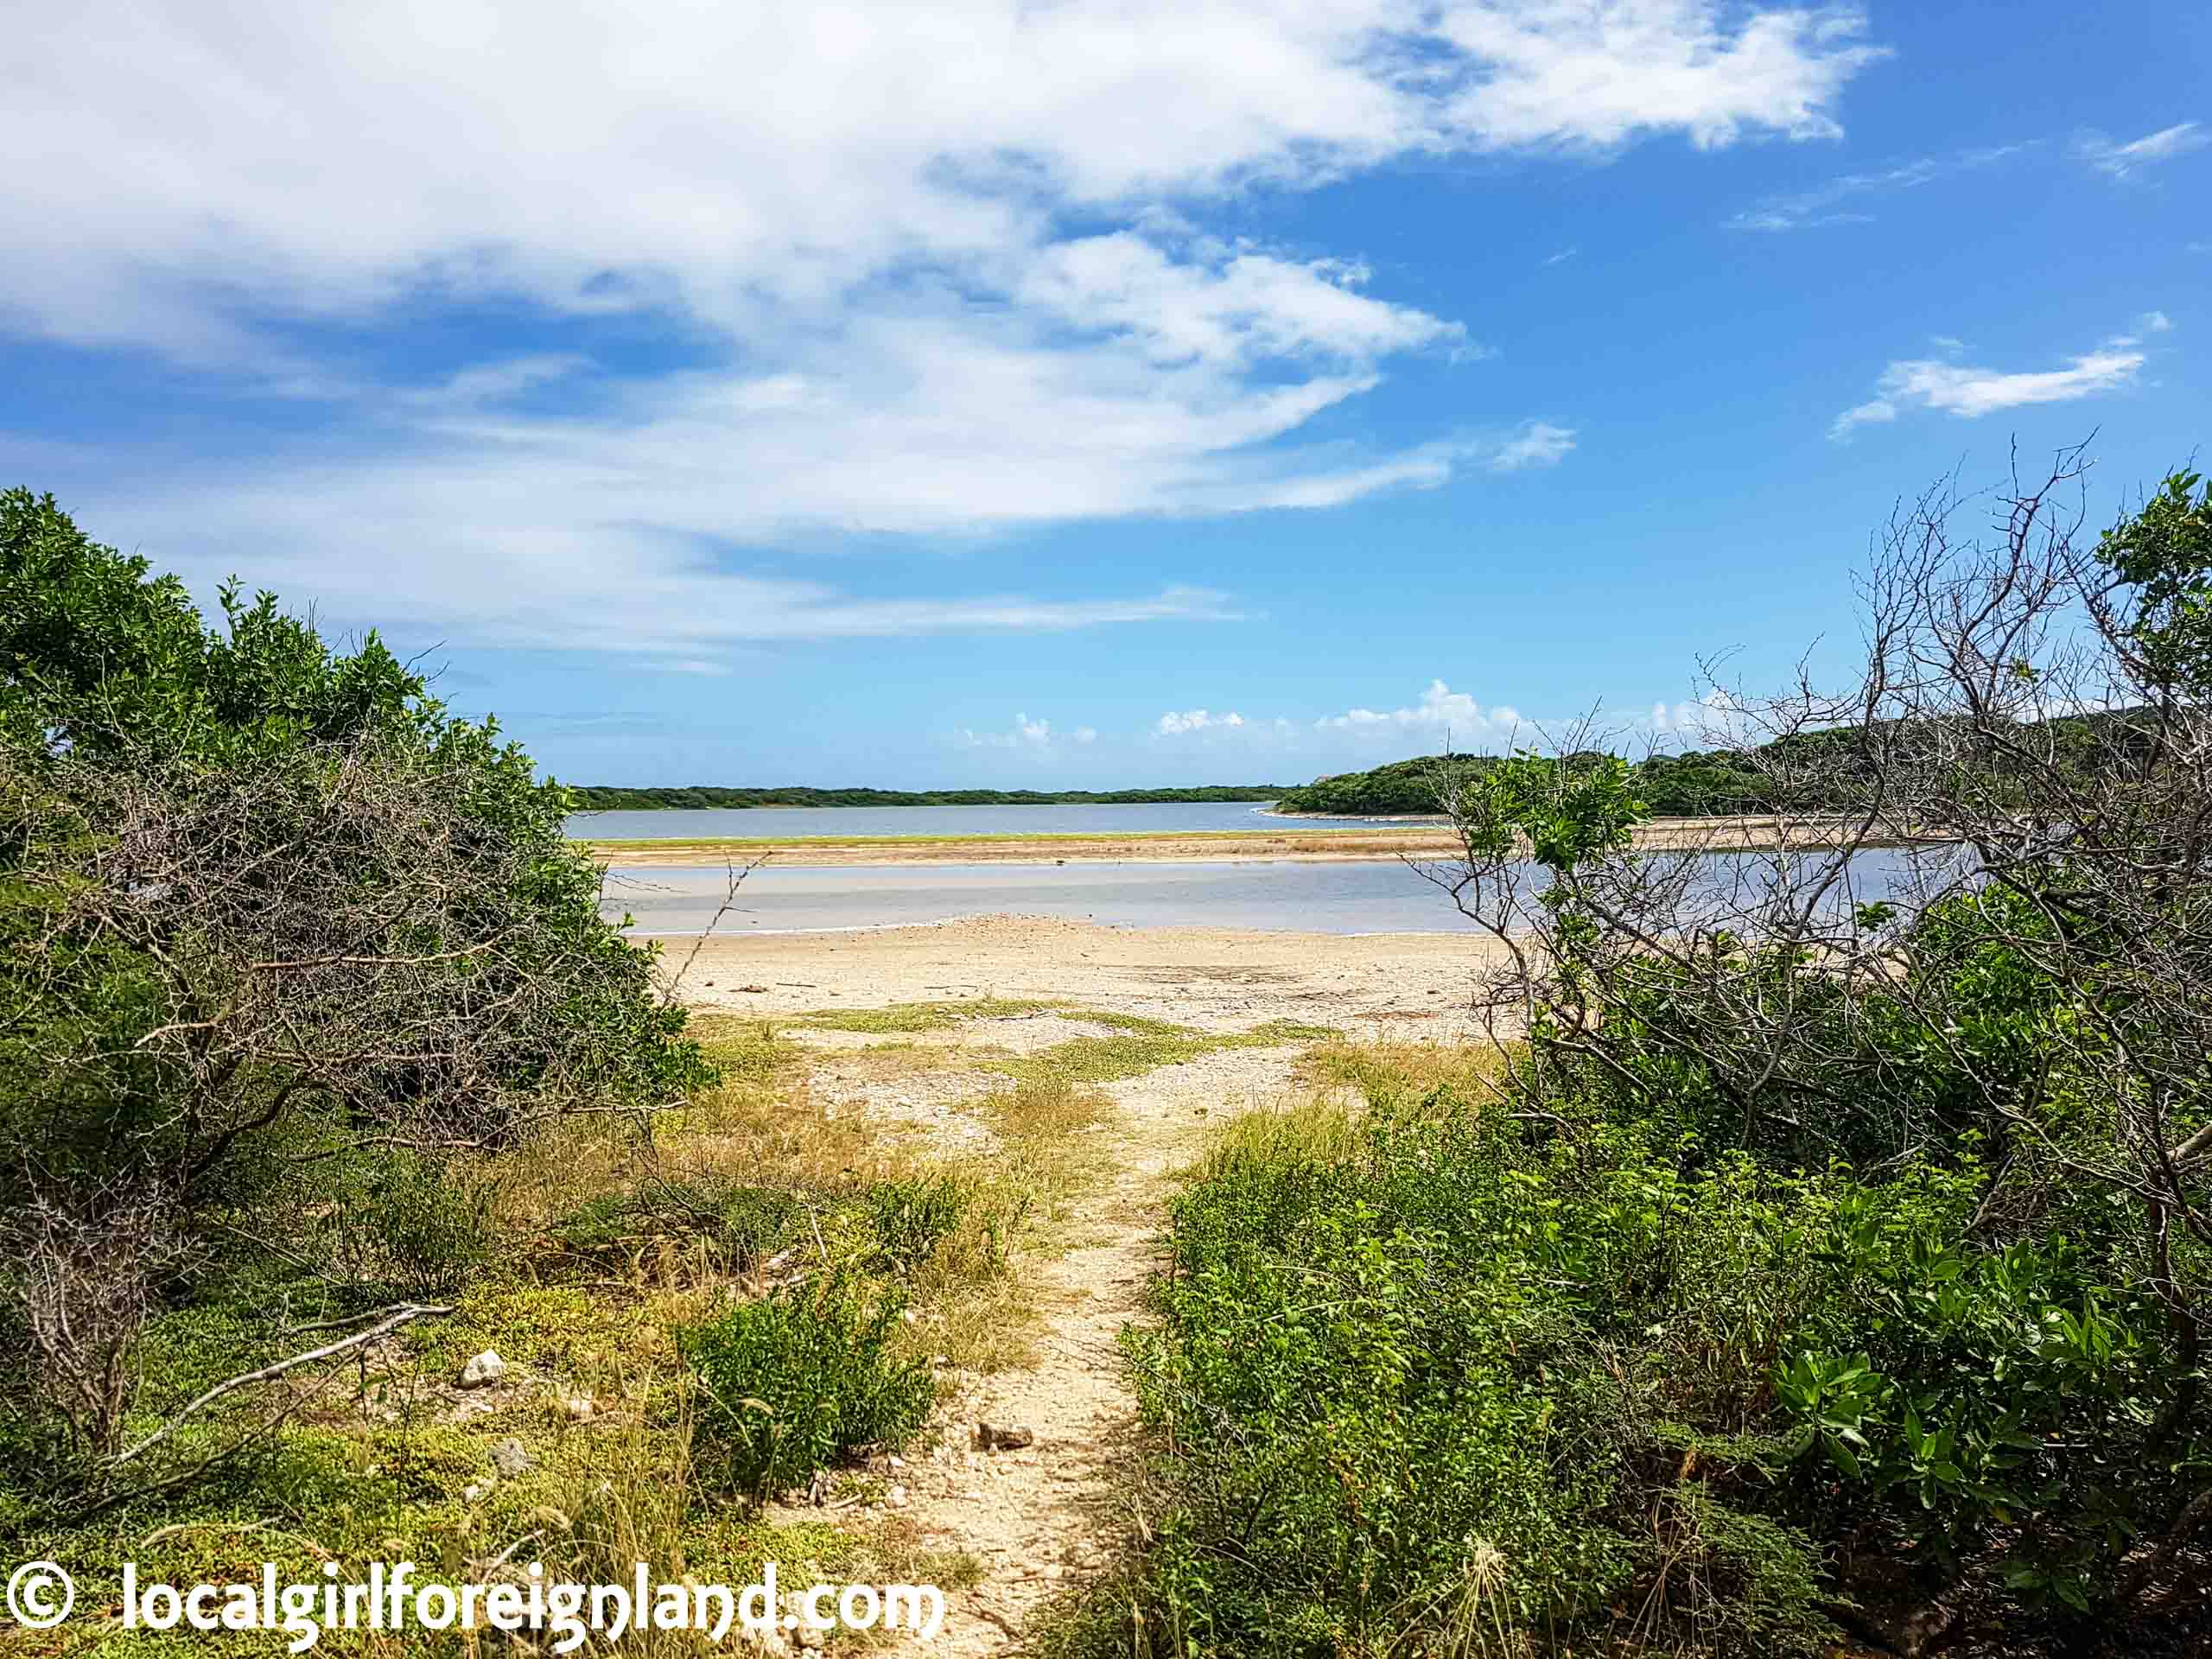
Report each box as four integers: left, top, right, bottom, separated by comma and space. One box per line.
1643, 690, 1755, 744
1, 2, 1885, 653
956, 712, 1062, 749
1016, 234, 1462, 368
1827, 396, 1898, 440
1431, 3, 1883, 151
1486, 420, 1578, 471
1830, 334, 2148, 441
2077, 122, 2209, 179
2142, 309, 2175, 334
3, 2, 1885, 358
88, 452, 1248, 651
1726, 142, 2032, 231
1316, 678, 1525, 743
1543, 246, 1580, 266
1156, 709, 1248, 734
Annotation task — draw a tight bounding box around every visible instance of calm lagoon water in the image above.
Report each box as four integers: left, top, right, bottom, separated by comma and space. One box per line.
603, 847, 1949, 938
564, 801, 1422, 840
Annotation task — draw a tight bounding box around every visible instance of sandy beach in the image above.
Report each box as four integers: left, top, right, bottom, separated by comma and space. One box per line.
588, 813, 1887, 868
668, 912, 1498, 1031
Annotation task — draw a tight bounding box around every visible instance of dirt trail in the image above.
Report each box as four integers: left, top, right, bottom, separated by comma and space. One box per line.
871, 1041, 1305, 1654
714, 918, 1489, 1654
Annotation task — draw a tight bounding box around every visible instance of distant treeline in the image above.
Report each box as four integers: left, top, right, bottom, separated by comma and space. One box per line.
565, 783, 1294, 810
1276, 714, 2140, 817
1274, 741, 1819, 817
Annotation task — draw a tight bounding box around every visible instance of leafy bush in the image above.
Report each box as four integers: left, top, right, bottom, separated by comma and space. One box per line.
1108, 1029, 2204, 1653
1120, 1095, 1843, 1657
0, 490, 712, 1482
328, 1153, 502, 1301
680, 1277, 934, 1498
862, 1175, 969, 1277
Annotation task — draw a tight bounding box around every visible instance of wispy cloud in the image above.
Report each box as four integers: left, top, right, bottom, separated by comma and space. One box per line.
76, 454, 1252, 652
1486, 421, 1578, 472
1316, 678, 1525, 742
954, 713, 1086, 751
1542, 246, 1579, 266
1830, 328, 2152, 441
1726, 142, 2034, 232
1155, 709, 1247, 735
1124, 677, 1754, 769
2077, 121, 2209, 179
0, 2, 1889, 659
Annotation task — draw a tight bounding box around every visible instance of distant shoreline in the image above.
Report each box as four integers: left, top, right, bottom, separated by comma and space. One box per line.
1255, 807, 1448, 823
567, 787, 1291, 810
582, 814, 1937, 868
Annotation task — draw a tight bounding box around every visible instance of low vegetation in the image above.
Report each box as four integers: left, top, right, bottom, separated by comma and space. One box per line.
1060, 460, 2212, 1657
0, 494, 1099, 1638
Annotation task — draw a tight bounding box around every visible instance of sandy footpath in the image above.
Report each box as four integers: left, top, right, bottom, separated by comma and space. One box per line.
672, 917, 1503, 1654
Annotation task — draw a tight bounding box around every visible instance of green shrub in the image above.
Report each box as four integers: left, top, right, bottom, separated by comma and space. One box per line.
1116, 1097, 1841, 1658
861, 1175, 968, 1277
680, 1276, 934, 1499
719, 1185, 807, 1267
330, 1152, 501, 1301
550, 1179, 804, 1274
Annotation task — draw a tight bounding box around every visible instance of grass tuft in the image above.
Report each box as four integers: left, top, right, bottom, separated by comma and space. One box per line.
990, 1016, 1339, 1084
792, 996, 1065, 1033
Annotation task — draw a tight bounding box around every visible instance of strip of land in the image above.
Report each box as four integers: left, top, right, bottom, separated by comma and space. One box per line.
583, 813, 1910, 868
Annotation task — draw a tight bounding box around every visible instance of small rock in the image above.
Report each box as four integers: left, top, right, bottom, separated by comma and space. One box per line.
491, 1437, 533, 1478
1043, 1565, 1065, 1582
564, 1395, 594, 1423
887, 1484, 909, 1510
457, 1350, 505, 1389
463, 1480, 493, 1503
976, 1421, 1036, 1451
739, 984, 769, 994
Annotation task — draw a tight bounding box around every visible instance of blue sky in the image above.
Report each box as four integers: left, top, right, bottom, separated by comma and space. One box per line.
3, 3, 2203, 789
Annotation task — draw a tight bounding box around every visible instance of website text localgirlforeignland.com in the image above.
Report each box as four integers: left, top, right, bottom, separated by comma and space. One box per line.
4, 1557, 945, 1649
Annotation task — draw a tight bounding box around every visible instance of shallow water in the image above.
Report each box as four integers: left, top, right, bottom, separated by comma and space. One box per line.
604, 847, 1951, 937
564, 800, 1413, 840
